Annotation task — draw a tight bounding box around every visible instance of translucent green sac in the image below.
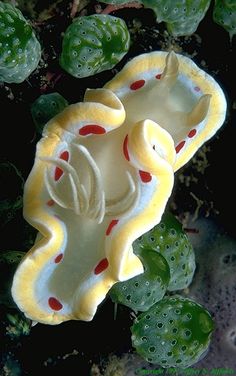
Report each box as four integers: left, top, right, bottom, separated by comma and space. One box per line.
213, 0, 236, 40
31, 92, 68, 134
109, 248, 170, 312
141, 0, 211, 36
131, 295, 214, 367
133, 212, 196, 291
60, 14, 130, 78
0, 1, 41, 83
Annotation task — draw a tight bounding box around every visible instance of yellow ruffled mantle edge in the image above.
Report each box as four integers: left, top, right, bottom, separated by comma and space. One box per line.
11, 89, 175, 324
105, 51, 227, 172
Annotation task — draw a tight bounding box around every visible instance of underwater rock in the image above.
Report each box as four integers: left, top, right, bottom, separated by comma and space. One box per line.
185, 218, 236, 369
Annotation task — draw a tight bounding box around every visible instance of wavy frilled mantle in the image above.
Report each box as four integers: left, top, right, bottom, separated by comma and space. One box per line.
12, 51, 226, 324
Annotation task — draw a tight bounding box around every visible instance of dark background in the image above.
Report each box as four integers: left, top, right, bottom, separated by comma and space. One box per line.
0, 1, 235, 374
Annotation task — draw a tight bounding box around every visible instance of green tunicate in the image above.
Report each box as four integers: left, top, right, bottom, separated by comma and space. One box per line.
0, 1, 41, 83
109, 248, 170, 312
133, 212, 196, 291
31, 92, 68, 134
60, 14, 130, 78
131, 295, 214, 367
141, 0, 211, 36
213, 0, 236, 41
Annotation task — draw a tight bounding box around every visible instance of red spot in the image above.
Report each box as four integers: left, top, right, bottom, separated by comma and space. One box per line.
60, 150, 69, 160
155, 73, 162, 79
106, 219, 119, 236
188, 129, 197, 138
79, 124, 106, 136
94, 258, 109, 275
194, 86, 200, 92
123, 135, 130, 161
48, 297, 63, 311
130, 79, 145, 91
139, 170, 152, 183
54, 150, 69, 181
54, 253, 63, 263
175, 140, 186, 153
47, 199, 55, 207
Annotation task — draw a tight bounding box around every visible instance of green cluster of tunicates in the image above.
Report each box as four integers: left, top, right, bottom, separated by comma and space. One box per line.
31, 92, 68, 134
0, 1, 41, 83
109, 212, 215, 368
131, 295, 214, 367
0, 2, 131, 83
59, 14, 130, 78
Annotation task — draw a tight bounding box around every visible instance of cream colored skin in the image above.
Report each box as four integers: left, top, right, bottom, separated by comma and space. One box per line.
12, 51, 226, 325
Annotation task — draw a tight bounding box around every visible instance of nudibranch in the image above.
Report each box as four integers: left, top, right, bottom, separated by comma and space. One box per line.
12, 51, 226, 324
